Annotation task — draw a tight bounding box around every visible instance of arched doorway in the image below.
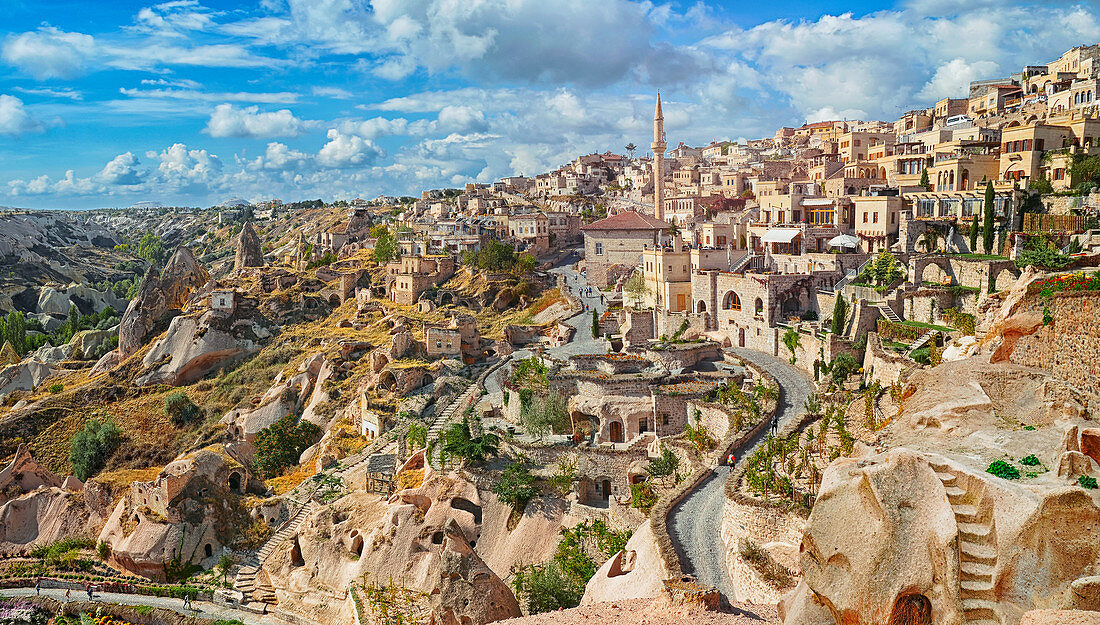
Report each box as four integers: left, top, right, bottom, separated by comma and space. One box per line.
609, 420, 624, 443
599, 479, 612, 501
227, 471, 242, 494
738, 327, 746, 348
887, 594, 932, 625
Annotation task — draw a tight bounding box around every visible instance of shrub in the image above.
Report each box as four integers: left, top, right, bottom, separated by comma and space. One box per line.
70, 417, 122, 481
252, 414, 323, 478
630, 482, 658, 512
986, 459, 1020, 480
645, 445, 679, 480
1080, 475, 1098, 490
492, 461, 538, 509
164, 391, 201, 426
830, 353, 859, 386
518, 392, 570, 439
1020, 454, 1041, 466
739, 537, 795, 590
48, 383, 64, 394
406, 421, 427, 450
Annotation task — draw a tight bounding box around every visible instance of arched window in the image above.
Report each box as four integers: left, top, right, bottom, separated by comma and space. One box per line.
723, 291, 742, 310
754, 297, 764, 316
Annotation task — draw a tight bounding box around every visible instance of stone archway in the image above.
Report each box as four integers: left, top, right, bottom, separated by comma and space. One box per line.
697, 300, 707, 314
227, 471, 243, 494
886, 594, 932, 625
377, 370, 398, 391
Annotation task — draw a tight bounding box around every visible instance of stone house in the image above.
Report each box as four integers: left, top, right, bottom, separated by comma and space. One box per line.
581, 211, 671, 287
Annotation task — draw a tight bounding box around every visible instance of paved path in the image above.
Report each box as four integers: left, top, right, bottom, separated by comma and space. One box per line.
0, 587, 296, 625
667, 348, 813, 601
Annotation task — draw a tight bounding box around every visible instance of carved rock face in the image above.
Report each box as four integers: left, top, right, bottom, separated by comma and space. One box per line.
235, 222, 264, 271
118, 247, 208, 357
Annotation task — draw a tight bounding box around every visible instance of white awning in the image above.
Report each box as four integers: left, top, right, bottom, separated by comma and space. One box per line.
761, 228, 801, 244
828, 234, 861, 248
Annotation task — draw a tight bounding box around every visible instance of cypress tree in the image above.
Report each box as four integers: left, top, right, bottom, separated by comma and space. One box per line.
920, 168, 930, 190
591, 309, 599, 338
982, 181, 995, 254
968, 214, 979, 252
831, 295, 848, 335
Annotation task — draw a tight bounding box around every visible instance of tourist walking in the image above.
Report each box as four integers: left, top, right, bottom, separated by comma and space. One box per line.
34, 578, 40, 595
65, 588, 70, 603
86, 584, 93, 601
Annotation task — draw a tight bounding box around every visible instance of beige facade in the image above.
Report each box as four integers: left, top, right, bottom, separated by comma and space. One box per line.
852, 195, 902, 252
582, 211, 669, 287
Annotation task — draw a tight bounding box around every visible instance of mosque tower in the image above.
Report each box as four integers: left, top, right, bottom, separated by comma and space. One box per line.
651, 93, 667, 222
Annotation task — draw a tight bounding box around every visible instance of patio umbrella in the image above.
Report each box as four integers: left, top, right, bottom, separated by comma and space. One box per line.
828, 234, 860, 248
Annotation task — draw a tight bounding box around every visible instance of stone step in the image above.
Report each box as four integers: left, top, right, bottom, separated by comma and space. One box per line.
952, 504, 985, 523
960, 561, 995, 581
945, 486, 968, 501
961, 598, 998, 620
935, 471, 957, 486
958, 522, 993, 542
961, 580, 996, 596
960, 541, 997, 564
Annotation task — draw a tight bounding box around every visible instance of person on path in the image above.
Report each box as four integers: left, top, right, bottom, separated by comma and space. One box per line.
727, 453, 735, 470
34, 578, 40, 595
65, 588, 70, 603
86, 584, 93, 601
184, 594, 192, 610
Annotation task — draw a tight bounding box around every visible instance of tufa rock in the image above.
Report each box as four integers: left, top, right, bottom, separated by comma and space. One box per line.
118, 247, 208, 357
234, 222, 264, 271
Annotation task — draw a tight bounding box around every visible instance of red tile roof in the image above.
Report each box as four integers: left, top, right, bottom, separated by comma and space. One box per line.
581, 211, 671, 231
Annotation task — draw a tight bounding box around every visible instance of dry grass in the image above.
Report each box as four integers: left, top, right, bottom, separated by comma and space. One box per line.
268, 461, 319, 495
738, 537, 795, 590
396, 468, 424, 490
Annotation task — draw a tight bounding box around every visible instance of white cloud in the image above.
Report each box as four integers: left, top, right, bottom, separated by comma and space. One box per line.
246, 142, 311, 171
13, 86, 83, 101
339, 116, 410, 139
121, 87, 299, 104
918, 58, 1001, 100
0, 95, 45, 135
98, 152, 147, 185
1, 27, 96, 79
152, 143, 224, 189
317, 129, 384, 167
312, 86, 354, 99
204, 103, 308, 138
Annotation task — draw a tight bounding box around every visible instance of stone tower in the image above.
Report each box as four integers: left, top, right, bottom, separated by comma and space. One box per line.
651, 92, 667, 221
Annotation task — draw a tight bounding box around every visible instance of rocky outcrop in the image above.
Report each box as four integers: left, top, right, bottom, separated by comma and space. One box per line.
582, 520, 670, 605
234, 222, 264, 272
0, 360, 53, 399
0, 445, 100, 554
119, 247, 208, 358
98, 447, 257, 578
782, 444, 1100, 625
264, 461, 518, 625
0, 444, 63, 504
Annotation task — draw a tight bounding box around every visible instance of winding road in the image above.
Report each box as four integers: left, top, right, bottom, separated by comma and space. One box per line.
667, 347, 813, 601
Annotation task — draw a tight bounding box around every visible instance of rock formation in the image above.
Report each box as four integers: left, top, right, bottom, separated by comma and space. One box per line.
234, 222, 264, 271
98, 447, 259, 578
582, 520, 670, 605
118, 247, 208, 358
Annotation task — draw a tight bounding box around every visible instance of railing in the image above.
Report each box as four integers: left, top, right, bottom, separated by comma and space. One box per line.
826, 257, 873, 293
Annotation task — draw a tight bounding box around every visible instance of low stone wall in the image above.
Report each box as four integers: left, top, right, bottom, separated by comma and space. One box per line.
721, 496, 806, 604
862, 332, 917, 387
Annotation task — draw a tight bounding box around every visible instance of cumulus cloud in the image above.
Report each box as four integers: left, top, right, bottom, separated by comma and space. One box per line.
1, 26, 96, 79
204, 103, 308, 138
918, 58, 1001, 100
317, 129, 384, 167
98, 152, 147, 185
0, 95, 45, 135
245, 142, 311, 171
152, 143, 224, 189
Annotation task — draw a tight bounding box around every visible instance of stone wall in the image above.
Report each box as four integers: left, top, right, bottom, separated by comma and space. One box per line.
862, 332, 918, 387
1008, 291, 1100, 398
905, 287, 980, 326
909, 255, 1019, 294
621, 309, 656, 346
721, 497, 806, 604
502, 438, 649, 504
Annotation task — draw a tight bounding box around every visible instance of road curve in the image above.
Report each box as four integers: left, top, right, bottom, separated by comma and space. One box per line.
667, 348, 813, 600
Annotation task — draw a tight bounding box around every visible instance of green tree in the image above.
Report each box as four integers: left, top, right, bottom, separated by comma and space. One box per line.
253, 415, 322, 478
372, 230, 400, 264
831, 295, 848, 335
782, 326, 801, 364
623, 270, 649, 308
492, 461, 538, 509
968, 214, 979, 252
591, 309, 599, 338
518, 392, 570, 439
829, 353, 859, 386
70, 417, 122, 481
982, 181, 995, 254
645, 444, 679, 482
164, 391, 201, 426
441, 417, 499, 466
624, 143, 637, 159
407, 421, 428, 450
136, 233, 166, 266
919, 168, 930, 190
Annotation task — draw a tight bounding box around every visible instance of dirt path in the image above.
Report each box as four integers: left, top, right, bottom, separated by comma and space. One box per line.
667, 348, 813, 601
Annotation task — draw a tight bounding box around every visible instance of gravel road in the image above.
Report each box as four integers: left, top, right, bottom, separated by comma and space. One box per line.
667, 348, 813, 601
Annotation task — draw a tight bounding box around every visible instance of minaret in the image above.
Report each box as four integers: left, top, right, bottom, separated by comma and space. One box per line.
651, 93, 667, 222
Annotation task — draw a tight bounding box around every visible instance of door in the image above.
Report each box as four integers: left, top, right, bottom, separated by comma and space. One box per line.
677, 293, 686, 310
609, 420, 623, 443
738, 327, 746, 348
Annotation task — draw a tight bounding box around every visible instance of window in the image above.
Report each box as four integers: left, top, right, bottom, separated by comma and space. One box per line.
873, 212, 879, 223
862, 212, 868, 223
595, 242, 603, 255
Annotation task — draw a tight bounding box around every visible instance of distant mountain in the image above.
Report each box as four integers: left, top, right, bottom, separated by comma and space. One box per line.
130, 201, 165, 209
218, 197, 250, 207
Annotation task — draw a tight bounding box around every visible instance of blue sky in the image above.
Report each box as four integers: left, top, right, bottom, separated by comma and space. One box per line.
0, 0, 1098, 209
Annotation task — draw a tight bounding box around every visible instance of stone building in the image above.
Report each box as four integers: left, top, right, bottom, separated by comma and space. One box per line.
581, 211, 670, 287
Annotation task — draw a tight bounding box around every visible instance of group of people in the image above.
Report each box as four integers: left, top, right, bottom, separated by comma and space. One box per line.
35, 578, 195, 611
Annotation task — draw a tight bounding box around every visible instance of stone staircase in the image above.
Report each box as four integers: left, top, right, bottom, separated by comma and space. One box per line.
930, 459, 1002, 625
428, 382, 481, 468
907, 330, 936, 352
234, 501, 316, 605
876, 304, 902, 323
